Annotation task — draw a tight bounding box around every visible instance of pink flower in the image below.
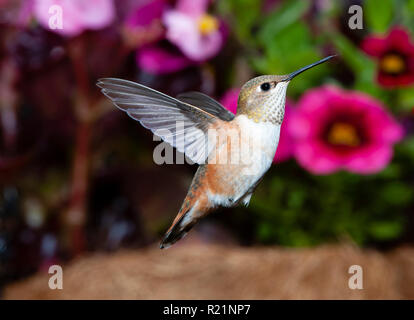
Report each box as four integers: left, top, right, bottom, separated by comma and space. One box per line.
219, 88, 294, 163
128, 0, 226, 74
275, 104, 294, 163
136, 45, 192, 74
163, 0, 225, 61
219, 88, 239, 114
123, 0, 193, 74
290, 86, 404, 175
33, 0, 115, 37
123, 0, 166, 47
361, 27, 414, 87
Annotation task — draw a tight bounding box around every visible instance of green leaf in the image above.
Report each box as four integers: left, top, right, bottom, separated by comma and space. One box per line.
406, 0, 414, 11
399, 137, 414, 160
401, 0, 414, 31
398, 88, 414, 111
262, 22, 311, 56
368, 220, 403, 240
331, 33, 384, 99
253, 21, 325, 96
216, 0, 261, 43
381, 183, 413, 206
257, 223, 273, 242
364, 0, 393, 33
258, 0, 310, 45
377, 164, 402, 179
330, 33, 373, 74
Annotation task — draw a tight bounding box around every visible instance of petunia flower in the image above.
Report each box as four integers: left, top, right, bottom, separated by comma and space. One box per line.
289, 85, 404, 175
33, 0, 115, 37
219, 88, 294, 163
163, 0, 225, 61
361, 27, 414, 87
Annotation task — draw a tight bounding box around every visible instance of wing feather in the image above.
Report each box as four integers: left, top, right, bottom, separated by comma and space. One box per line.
97, 78, 231, 164
177, 91, 235, 121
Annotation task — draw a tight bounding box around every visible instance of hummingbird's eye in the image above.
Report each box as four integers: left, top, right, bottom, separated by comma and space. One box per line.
260, 82, 271, 91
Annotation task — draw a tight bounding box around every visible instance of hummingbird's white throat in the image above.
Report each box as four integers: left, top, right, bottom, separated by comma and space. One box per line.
263, 81, 290, 125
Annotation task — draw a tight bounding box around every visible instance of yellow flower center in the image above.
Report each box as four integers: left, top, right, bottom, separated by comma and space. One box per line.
327, 122, 360, 147
380, 54, 405, 74
198, 14, 219, 35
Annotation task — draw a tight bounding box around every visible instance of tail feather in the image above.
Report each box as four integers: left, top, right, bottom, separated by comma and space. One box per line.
159, 212, 196, 249
160, 197, 207, 249
160, 165, 210, 249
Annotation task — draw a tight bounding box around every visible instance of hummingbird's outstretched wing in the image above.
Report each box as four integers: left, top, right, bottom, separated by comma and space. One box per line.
97, 78, 235, 164
176, 92, 235, 121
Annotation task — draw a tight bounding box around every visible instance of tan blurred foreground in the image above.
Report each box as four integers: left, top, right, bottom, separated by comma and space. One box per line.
4, 244, 414, 299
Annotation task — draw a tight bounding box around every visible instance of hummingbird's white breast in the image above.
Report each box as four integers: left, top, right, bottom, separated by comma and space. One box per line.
235, 114, 281, 176
205, 114, 281, 208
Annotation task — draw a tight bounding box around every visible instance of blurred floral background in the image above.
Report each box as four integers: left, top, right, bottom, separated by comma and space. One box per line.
1, 0, 414, 296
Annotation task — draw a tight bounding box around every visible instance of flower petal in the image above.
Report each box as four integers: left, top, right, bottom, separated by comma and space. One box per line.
344, 143, 394, 174
294, 140, 341, 174
361, 36, 387, 57
163, 10, 223, 61
176, 0, 210, 18
219, 88, 239, 115
388, 27, 414, 54
123, 0, 166, 47
33, 0, 114, 37
274, 103, 294, 163
136, 45, 192, 74
124, 0, 165, 28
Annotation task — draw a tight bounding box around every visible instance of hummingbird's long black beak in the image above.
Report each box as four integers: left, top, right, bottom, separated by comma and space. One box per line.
285, 55, 337, 81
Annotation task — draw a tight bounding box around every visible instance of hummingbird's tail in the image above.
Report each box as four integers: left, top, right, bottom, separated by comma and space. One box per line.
159, 210, 195, 249
160, 194, 209, 249
160, 165, 211, 249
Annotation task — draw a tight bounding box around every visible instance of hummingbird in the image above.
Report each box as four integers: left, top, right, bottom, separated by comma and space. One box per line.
97, 55, 335, 249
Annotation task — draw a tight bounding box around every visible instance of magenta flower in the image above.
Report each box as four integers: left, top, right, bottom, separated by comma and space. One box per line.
122, 0, 193, 74
362, 27, 414, 88
33, 0, 115, 37
219, 88, 239, 114
220, 88, 294, 163
127, 0, 226, 74
136, 45, 192, 75
163, 0, 225, 61
123, 0, 166, 48
289, 86, 404, 175
275, 104, 294, 163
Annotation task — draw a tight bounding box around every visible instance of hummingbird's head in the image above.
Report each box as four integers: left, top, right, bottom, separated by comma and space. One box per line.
237, 55, 336, 125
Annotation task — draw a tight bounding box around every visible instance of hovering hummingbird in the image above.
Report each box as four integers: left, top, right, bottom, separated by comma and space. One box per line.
98, 55, 335, 249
